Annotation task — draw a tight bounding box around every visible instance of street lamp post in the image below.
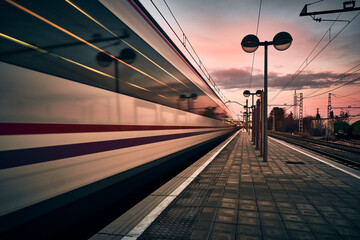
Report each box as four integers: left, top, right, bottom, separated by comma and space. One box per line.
241, 32, 292, 162
243, 90, 261, 142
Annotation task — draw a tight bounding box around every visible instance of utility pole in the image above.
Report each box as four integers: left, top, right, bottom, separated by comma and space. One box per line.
326, 93, 332, 140
328, 93, 331, 119
246, 99, 249, 133
294, 90, 298, 119
272, 110, 276, 131
299, 93, 303, 134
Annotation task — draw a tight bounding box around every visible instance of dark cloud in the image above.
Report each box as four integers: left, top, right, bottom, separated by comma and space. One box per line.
212, 68, 360, 90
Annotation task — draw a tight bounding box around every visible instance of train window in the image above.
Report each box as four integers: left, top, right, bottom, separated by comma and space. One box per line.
0, 0, 230, 121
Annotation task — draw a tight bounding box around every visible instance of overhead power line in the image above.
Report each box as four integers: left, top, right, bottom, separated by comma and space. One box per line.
249, 0, 262, 90
304, 63, 360, 98
305, 76, 360, 99
150, 1, 228, 102
271, 11, 360, 103
148, 0, 239, 117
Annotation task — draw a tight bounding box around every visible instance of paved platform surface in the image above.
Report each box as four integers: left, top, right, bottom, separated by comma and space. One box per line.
92, 132, 360, 240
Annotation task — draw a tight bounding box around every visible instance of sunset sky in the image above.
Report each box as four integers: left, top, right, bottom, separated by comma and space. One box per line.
140, 0, 360, 119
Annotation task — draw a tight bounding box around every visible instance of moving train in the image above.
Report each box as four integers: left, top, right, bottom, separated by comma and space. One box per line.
0, 0, 236, 234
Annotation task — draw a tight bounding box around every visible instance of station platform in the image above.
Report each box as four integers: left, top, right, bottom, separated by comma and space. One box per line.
90, 131, 360, 240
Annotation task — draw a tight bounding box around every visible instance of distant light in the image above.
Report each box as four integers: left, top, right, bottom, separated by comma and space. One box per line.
241, 34, 259, 53
243, 90, 251, 97
273, 32, 293, 51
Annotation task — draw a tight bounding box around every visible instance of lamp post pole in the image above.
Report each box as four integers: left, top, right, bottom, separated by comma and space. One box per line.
263, 42, 268, 162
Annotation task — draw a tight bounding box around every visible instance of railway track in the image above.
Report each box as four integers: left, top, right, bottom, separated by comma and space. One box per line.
335, 138, 360, 147
269, 132, 360, 170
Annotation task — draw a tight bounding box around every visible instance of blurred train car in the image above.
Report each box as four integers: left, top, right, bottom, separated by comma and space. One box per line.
0, 0, 236, 234
334, 121, 350, 138
351, 120, 360, 139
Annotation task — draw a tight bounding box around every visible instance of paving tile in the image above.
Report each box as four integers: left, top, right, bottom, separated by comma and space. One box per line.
296, 204, 315, 210
334, 226, 360, 236
236, 234, 260, 240
260, 220, 283, 228
216, 215, 236, 224
257, 200, 275, 206
309, 224, 337, 234
299, 209, 321, 217
336, 208, 359, 214
209, 231, 235, 240
238, 216, 258, 225
321, 211, 343, 218
237, 225, 260, 236
278, 207, 298, 214
239, 194, 256, 200
287, 230, 316, 240
239, 204, 257, 211
262, 227, 287, 239
190, 230, 208, 240
257, 205, 277, 212
239, 200, 256, 205
276, 202, 293, 208
220, 202, 237, 209
206, 199, 221, 207
281, 213, 304, 222
313, 233, 341, 240
238, 210, 258, 218
222, 197, 237, 204
284, 221, 310, 231
198, 207, 216, 221
194, 220, 212, 231
316, 206, 336, 212
218, 208, 236, 216
213, 222, 236, 233
302, 216, 327, 224
326, 217, 352, 227
259, 212, 280, 220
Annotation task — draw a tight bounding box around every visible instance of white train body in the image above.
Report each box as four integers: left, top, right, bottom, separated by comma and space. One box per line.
0, 0, 235, 229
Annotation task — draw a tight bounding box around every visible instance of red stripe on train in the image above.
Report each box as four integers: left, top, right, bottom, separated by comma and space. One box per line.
0, 122, 230, 135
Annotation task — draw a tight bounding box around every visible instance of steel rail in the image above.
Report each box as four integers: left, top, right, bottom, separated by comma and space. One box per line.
269, 132, 360, 169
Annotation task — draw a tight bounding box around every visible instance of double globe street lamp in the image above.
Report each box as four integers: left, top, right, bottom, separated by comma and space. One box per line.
241, 32, 292, 162
243, 89, 262, 107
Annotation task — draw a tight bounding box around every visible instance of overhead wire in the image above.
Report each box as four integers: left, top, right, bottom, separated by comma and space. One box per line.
151, 0, 225, 98
271, 12, 341, 102
332, 92, 360, 103
150, 0, 239, 117
249, 0, 262, 90
304, 76, 360, 99
304, 63, 360, 98
271, 11, 360, 102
